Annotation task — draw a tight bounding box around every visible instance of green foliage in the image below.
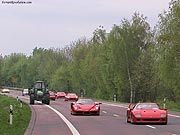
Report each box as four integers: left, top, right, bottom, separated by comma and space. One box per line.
1, 53, 27, 87
155, 0, 180, 102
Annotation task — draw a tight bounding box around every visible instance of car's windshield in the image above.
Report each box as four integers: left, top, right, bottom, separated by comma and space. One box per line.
50, 91, 55, 95
68, 93, 76, 96
136, 103, 159, 109
58, 92, 65, 94
76, 99, 94, 105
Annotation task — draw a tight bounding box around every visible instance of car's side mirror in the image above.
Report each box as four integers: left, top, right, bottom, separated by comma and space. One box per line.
127, 104, 131, 109
95, 102, 102, 105
127, 104, 134, 111
71, 102, 75, 106
157, 103, 160, 108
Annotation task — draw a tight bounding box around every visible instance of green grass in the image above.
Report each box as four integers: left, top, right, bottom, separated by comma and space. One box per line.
0, 94, 31, 135
167, 101, 180, 112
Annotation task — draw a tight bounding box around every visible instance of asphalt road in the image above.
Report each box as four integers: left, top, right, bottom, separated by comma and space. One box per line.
7, 90, 180, 135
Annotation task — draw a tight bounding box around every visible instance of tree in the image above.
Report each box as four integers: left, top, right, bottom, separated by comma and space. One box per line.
155, 0, 180, 101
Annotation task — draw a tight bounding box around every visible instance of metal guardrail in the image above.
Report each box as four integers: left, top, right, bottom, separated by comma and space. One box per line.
0, 86, 23, 91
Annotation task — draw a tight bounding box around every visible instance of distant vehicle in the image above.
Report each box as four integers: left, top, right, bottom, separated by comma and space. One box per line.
1, 88, 10, 93
65, 93, 78, 101
22, 89, 29, 96
71, 99, 102, 115
49, 91, 56, 100
55, 92, 66, 98
29, 81, 50, 105
126, 102, 168, 124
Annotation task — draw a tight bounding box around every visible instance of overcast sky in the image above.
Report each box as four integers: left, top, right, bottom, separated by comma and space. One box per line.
0, 0, 170, 56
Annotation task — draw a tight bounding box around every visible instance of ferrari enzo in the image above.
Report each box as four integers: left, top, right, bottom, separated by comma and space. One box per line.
65, 93, 78, 101
71, 99, 102, 115
126, 102, 168, 124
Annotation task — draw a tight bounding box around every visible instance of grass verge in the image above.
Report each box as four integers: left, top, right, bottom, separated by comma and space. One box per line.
0, 94, 31, 135
158, 100, 180, 112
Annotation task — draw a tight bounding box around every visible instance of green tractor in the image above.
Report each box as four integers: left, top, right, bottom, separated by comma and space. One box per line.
29, 81, 50, 105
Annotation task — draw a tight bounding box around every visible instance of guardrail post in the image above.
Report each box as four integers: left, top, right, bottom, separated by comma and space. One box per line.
20, 100, 22, 108
163, 98, 166, 109
113, 94, 116, 102
10, 105, 13, 125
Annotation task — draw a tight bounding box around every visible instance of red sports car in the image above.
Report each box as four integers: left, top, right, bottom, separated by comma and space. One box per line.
49, 91, 56, 100
56, 92, 66, 98
126, 102, 168, 124
64, 93, 78, 101
71, 99, 102, 115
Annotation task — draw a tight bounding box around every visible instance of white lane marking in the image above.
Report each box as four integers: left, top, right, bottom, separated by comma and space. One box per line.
102, 111, 107, 114
168, 114, 180, 118
146, 125, 156, 129
46, 105, 80, 135
113, 114, 119, 117
102, 103, 127, 108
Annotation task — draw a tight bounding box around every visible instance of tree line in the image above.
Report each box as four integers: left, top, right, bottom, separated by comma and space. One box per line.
0, 0, 180, 103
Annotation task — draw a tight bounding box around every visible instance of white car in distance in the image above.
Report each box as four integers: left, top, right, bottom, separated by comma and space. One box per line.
22, 89, 29, 96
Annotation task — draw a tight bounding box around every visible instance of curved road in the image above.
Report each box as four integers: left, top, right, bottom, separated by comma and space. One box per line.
8, 90, 180, 135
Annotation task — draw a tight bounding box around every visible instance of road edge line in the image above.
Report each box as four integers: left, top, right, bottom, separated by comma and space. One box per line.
46, 105, 80, 135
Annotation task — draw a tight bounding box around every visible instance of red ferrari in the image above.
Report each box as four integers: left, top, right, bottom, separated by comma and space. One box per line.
64, 93, 78, 101
71, 99, 102, 115
126, 102, 168, 124
56, 92, 66, 98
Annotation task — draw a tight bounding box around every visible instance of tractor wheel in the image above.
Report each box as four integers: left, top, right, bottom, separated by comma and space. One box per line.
42, 100, 45, 104
30, 95, 35, 104
45, 98, 50, 105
